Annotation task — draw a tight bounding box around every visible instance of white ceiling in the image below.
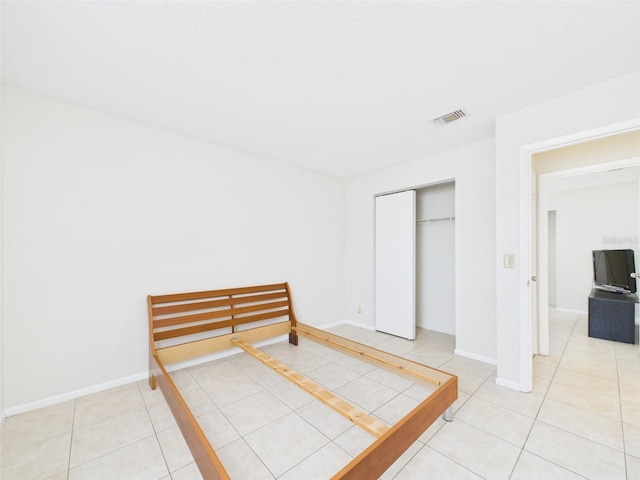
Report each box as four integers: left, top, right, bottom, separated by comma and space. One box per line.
2, 1, 640, 178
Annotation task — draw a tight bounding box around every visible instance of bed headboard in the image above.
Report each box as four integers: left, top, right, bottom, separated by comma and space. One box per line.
148, 282, 299, 366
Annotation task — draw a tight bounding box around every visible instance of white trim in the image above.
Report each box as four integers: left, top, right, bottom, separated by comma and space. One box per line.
345, 320, 375, 331
537, 176, 550, 356
541, 156, 640, 178
0, 411, 6, 426
555, 307, 588, 315
4, 371, 148, 417
454, 349, 497, 366
495, 376, 524, 391
318, 319, 376, 331
317, 320, 348, 330
519, 145, 534, 393
4, 333, 291, 417
529, 119, 640, 154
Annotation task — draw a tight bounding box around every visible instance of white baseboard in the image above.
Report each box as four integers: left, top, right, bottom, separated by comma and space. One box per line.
555, 307, 588, 315
4, 371, 148, 417
454, 349, 497, 366
344, 319, 375, 331
316, 320, 347, 329
4, 334, 292, 418
317, 319, 375, 331
495, 376, 528, 392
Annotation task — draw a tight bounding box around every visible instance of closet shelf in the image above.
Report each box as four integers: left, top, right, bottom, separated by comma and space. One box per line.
417, 216, 455, 224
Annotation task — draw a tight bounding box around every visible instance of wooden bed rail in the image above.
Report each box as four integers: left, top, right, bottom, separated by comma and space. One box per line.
147, 283, 457, 480
148, 283, 300, 477
231, 337, 390, 437
149, 353, 230, 479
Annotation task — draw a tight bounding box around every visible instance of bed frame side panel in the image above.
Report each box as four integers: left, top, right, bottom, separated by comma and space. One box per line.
147, 283, 457, 480
150, 354, 230, 480
332, 375, 458, 479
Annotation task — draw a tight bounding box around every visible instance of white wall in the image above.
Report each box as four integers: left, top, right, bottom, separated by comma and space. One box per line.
495, 71, 640, 391
2, 85, 346, 410
549, 182, 639, 312
345, 138, 496, 364
0, 38, 4, 422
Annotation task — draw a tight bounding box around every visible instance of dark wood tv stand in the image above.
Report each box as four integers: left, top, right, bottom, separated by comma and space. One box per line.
588, 288, 637, 344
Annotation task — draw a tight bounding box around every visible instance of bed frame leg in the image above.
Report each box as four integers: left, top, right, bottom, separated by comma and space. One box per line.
149, 374, 157, 390
442, 406, 453, 422
285, 283, 299, 347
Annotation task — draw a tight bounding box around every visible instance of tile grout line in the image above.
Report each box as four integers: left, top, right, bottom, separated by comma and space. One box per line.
14, 316, 628, 479
185, 359, 275, 478
506, 312, 579, 479
614, 343, 629, 480
138, 381, 173, 479
222, 344, 380, 478
387, 337, 487, 478
66, 398, 77, 480
217, 355, 359, 478
522, 313, 630, 477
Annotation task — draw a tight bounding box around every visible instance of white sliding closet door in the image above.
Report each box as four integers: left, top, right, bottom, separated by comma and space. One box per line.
375, 190, 416, 340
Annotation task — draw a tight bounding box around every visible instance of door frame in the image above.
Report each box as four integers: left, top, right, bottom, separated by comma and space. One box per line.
519, 118, 640, 391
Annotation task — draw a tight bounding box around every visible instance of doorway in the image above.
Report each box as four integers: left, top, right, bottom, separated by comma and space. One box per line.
527, 130, 640, 375
536, 157, 640, 354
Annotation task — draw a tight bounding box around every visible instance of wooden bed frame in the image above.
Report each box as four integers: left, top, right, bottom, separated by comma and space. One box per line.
148, 282, 457, 479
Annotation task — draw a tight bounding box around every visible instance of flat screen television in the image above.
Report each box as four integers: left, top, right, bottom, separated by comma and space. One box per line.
592, 249, 637, 294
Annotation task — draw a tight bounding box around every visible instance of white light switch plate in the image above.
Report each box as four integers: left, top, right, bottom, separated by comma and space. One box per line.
503, 254, 516, 269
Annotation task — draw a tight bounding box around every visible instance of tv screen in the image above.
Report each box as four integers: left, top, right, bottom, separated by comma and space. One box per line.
592, 249, 637, 294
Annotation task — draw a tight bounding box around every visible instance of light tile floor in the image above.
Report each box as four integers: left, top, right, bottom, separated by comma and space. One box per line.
1, 309, 639, 479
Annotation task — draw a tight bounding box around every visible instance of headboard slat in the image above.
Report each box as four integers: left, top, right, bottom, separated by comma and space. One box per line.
152, 291, 287, 316
149, 283, 296, 349
153, 300, 290, 329
150, 283, 287, 304
153, 308, 291, 341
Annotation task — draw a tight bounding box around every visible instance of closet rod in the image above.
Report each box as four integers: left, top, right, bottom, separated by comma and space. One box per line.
416, 216, 455, 224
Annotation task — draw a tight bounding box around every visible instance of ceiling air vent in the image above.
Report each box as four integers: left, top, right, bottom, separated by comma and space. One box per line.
433, 109, 466, 126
